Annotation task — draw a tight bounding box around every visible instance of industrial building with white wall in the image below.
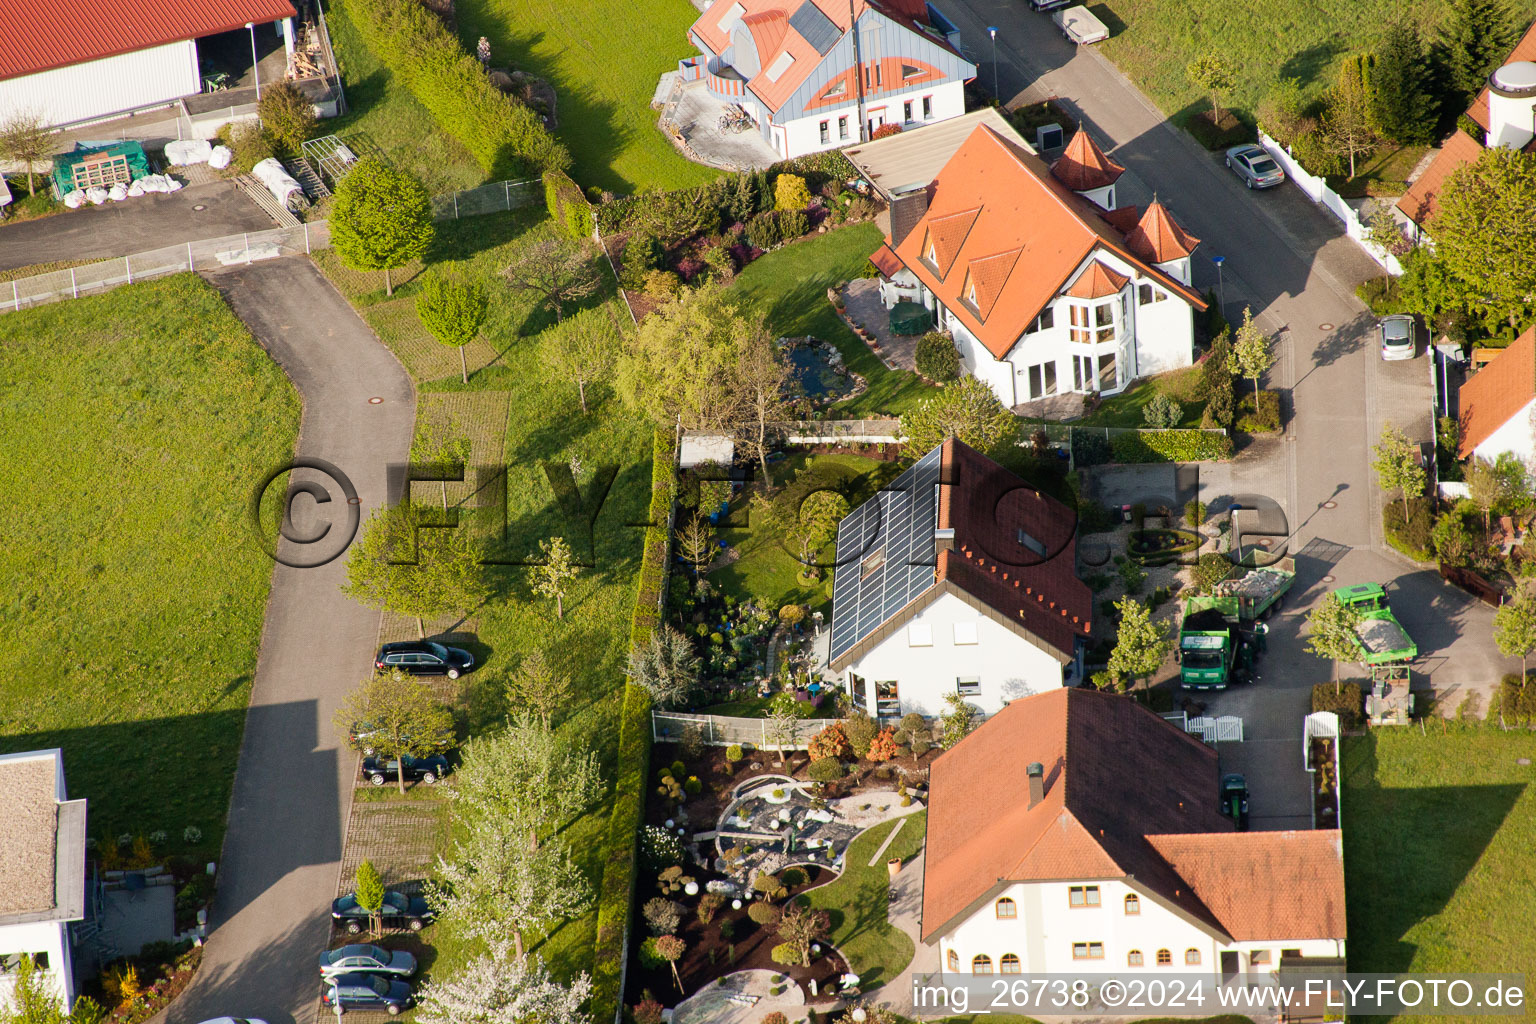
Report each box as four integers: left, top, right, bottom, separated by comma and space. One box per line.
0, 0, 300, 130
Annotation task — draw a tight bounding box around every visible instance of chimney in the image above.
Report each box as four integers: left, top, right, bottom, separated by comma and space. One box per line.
889, 188, 931, 247
1027, 762, 1045, 808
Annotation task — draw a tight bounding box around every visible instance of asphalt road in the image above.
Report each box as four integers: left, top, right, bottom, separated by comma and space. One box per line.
942, 1, 1502, 825
161, 258, 415, 1024
0, 181, 274, 271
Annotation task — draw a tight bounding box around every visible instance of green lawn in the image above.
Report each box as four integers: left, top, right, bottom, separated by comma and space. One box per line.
711, 452, 901, 617
1329, 142, 1430, 199
799, 809, 927, 989
1071, 366, 1206, 428
453, 0, 719, 194
327, 1, 487, 195
1097, 0, 1441, 128
0, 275, 299, 855
317, 208, 650, 987
728, 225, 938, 418
1342, 729, 1536, 995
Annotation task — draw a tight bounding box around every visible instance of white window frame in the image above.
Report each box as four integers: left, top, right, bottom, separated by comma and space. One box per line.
908, 623, 933, 647
953, 621, 978, 645
956, 676, 981, 696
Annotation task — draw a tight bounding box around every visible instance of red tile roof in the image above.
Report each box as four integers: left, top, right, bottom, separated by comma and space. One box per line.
935, 439, 1092, 656
870, 242, 903, 278
923, 688, 1348, 944
1064, 260, 1129, 299
1148, 831, 1347, 941
1100, 205, 1142, 234
1124, 200, 1201, 264
1051, 129, 1125, 192
1459, 326, 1536, 457
890, 124, 1205, 360
1396, 130, 1483, 227
0, 0, 297, 81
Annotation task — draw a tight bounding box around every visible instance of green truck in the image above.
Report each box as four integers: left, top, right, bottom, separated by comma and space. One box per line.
1334, 583, 1418, 665
1177, 557, 1294, 689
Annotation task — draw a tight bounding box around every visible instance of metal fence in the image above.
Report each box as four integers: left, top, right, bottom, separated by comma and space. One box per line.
431, 178, 541, 220
1, 221, 331, 315
652, 711, 836, 749
778, 418, 904, 443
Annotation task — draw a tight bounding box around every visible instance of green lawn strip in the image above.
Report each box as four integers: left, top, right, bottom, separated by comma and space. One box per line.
1, 177, 64, 222
454, 0, 720, 194
1097, 0, 1440, 129
797, 809, 927, 989
326, 1, 488, 195
0, 274, 299, 855
1342, 728, 1536, 993
1068, 367, 1207, 428
727, 225, 938, 418
1328, 143, 1429, 199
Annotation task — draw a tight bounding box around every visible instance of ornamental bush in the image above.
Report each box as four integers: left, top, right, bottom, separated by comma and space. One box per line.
865, 726, 899, 762
872, 123, 903, 139
779, 209, 810, 239
843, 712, 877, 758
807, 722, 851, 761
774, 173, 812, 211
914, 331, 960, 382
779, 867, 807, 888
725, 743, 744, 763
770, 942, 800, 966
1192, 552, 1232, 594
638, 936, 667, 969
1236, 389, 1282, 433
808, 756, 845, 782
748, 900, 780, 926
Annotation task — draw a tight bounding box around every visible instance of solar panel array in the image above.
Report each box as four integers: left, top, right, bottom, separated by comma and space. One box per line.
789, 0, 841, 55
828, 445, 943, 665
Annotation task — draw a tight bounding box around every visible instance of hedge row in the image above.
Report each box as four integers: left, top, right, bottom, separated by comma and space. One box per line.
1109, 429, 1233, 464
343, 0, 569, 178
591, 428, 675, 1024
544, 169, 594, 240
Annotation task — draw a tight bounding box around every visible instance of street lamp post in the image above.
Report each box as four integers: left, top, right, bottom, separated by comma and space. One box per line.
1212, 254, 1226, 318
988, 27, 999, 102
247, 22, 261, 100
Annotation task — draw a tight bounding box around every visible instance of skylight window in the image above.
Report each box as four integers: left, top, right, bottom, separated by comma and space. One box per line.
765, 51, 796, 81
718, 1, 747, 32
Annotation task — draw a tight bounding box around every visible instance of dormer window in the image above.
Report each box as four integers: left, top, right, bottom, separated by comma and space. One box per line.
964, 273, 978, 307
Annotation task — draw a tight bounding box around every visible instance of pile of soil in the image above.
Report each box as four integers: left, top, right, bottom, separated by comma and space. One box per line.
488, 68, 559, 128
626, 866, 846, 1006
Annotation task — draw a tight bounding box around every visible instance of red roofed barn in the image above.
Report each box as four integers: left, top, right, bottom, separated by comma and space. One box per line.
0, 0, 301, 130
924, 688, 1347, 977
828, 438, 1093, 717
681, 0, 975, 159
872, 122, 1205, 406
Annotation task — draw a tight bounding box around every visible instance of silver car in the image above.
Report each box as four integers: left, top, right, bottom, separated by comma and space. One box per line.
319, 944, 418, 980
1225, 144, 1285, 189
1379, 314, 1417, 361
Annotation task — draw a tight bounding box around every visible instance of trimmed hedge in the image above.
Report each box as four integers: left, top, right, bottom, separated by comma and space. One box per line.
1235, 389, 1281, 433
1383, 496, 1433, 562
591, 429, 675, 1024
544, 169, 594, 239
1310, 682, 1363, 730
1109, 429, 1233, 464
343, 0, 569, 178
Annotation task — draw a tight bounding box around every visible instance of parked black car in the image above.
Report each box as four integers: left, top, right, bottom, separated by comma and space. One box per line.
361, 753, 451, 787
319, 944, 418, 980
347, 719, 451, 756
320, 973, 414, 1015
374, 640, 474, 679
331, 890, 435, 933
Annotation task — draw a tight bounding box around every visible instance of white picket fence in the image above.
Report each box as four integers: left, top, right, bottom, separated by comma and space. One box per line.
1186, 715, 1244, 743
1256, 130, 1405, 277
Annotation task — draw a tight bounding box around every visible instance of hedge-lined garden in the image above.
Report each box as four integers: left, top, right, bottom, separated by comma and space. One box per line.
1072, 428, 1234, 465
341, 0, 570, 179
591, 428, 676, 1024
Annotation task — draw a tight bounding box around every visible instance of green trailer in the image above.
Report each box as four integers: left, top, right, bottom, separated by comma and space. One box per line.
1333, 583, 1417, 665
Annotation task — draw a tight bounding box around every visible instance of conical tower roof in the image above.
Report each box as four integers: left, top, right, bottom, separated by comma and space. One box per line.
1123, 200, 1200, 263
1050, 129, 1125, 192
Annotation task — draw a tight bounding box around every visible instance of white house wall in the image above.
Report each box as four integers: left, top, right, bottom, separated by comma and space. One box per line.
775, 79, 964, 158
844, 591, 1064, 717
0, 41, 200, 129
939, 878, 1343, 978
0, 920, 74, 1012
1472, 398, 1536, 466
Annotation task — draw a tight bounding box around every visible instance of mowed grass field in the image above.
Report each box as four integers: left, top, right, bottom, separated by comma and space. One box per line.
1342, 728, 1536, 1014
454, 0, 721, 193
1097, 0, 1442, 125
317, 208, 651, 984
0, 275, 298, 854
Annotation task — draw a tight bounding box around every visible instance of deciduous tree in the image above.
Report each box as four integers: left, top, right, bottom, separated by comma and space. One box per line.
343, 503, 491, 638
1371, 424, 1426, 520
452, 714, 600, 850
417, 270, 489, 384
501, 236, 603, 322
938, 691, 975, 749
414, 943, 591, 1024
330, 158, 434, 297
530, 535, 580, 619
1305, 593, 1364, 684
734, 330, 793, 487
354, 859, 386, 935
1494, 590, 1536, 680
540, 304, 618, 414
776, 903, 831, 966
1432, 147, 1536, 330
1107, 596, 1172, 691
617, 283, 755, 430
677, 512, 715, 578
334, 669, 456, 793
1321, 58, 1380, 179
628, 624, 700, 708
1186, 53, 1237, 124
256, 81, 318, 154
0, 111, 51, 196
899, 375, 1018, 458
1230, 306, 1274, 400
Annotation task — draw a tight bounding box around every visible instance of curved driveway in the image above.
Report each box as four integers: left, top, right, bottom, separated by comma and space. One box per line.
165, 258, 415, 1024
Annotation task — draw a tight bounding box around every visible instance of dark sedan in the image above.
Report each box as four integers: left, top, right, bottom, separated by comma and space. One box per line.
374, 640, 474, 679
331, 890, 435, 933
319, 944, 417, 980
361, 753, 450, 787
321, 974, 414, 1016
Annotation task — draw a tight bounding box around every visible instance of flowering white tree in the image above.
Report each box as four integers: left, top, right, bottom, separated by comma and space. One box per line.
415, 941, 592, 1024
